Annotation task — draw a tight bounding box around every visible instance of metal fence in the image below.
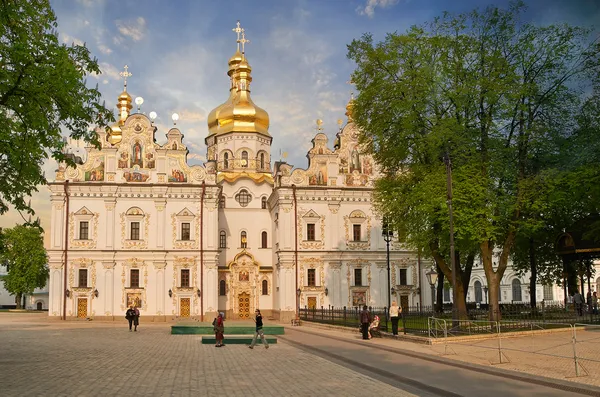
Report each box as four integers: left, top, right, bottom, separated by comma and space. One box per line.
428, 319, 600, 383
299, 303, 600, 336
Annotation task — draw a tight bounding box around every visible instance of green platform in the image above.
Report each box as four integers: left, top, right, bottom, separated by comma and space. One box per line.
201, 335, 278, 344
171, 321, 285, 335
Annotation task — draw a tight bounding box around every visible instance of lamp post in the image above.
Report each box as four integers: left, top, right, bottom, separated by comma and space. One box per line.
382, 218, 394, 319
444, 153, 458, 326
425, 269, 438, 312
483, 286, 488, 305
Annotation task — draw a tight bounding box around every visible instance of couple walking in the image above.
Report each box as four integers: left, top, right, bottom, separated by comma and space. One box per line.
125, 305, 140, 332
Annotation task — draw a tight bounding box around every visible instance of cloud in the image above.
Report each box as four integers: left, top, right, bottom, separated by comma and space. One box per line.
89, 62, 121, 81
115, 17, 147, 42
76, 0, 104, 7
60, 33, 84, 46
98, 44, 113, 54
356, 0, 400, 18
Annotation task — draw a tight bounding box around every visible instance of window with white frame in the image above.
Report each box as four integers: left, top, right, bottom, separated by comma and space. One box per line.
74, 207, 94, 240
219, 231, 227, 248
240, 231, 247, 248
354, 268, 362, 286
130, 222, 140, 240
307, 269, 316, 286
512, 279, 522, 301
302, 210, 322, 242
174, 208, 195, 242
261, 231, 268, 248
130, 269, 140, 288
181, 269, 190, 288
79, 221, 89, 240
125, 207, 146, 241
261, 196, 267, 209
399, 268, 408, 285
78, 269, 88, 287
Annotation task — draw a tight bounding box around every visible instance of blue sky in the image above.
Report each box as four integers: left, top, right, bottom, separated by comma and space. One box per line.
2, 0, 599, 238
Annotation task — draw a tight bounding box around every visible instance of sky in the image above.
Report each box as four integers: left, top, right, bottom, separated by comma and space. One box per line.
1, 0, 598, 245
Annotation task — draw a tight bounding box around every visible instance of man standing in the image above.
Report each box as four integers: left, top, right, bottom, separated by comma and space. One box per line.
360, 305, 371, 340
389, 301, 401, 336
573, 290, 584, 316
249, 309, 269, 349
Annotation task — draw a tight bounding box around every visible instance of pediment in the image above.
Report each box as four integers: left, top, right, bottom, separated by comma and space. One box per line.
176, 207, 195, 217
74, 207, 93, 216
302, 209, 321, 219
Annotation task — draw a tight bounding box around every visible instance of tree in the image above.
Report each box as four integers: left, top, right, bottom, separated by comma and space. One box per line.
348, 2, 599, 321
0, 0, 113, 217
0, 225, 48, 309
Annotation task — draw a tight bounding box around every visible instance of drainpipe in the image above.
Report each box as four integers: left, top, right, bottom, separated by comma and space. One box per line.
292, 185, 299, 319
62, 180, 70, 320
200, 181, 206, 322
417, 249, 422, 309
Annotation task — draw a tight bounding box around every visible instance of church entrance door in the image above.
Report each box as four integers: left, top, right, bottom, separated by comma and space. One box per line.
77, 298, 87, 318
180, 298, 190, 317
307, 297, 317, 310
238, 292, 250, 319
400, 295, 409, 311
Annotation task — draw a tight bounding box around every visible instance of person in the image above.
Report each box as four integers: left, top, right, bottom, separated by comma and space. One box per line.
360, 305, 371, 340
573, 290, 584, 316
390, 301, 401, 336
214, 312, 225, 347
368, 315, 380, 339
593, 291, 598, 315
587, 290, 593, 313
125, 305, 136, 332
248, 309, 269, 349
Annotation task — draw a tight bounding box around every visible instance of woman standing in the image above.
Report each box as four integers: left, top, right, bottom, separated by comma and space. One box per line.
214, 312, 225, 347
390, 301, 401, 336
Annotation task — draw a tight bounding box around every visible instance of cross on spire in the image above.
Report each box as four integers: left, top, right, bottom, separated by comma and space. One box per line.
232, 20, 243, 51
119, 65, 132, 91
239, 30, 250, 54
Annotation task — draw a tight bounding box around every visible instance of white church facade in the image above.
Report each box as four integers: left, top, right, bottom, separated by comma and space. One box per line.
46, 26, 421, 322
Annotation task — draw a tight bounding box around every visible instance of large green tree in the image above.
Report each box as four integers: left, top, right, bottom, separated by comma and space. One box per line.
0, 225, 48, 309
348, 2, 599, 321
0, 0, 113, 216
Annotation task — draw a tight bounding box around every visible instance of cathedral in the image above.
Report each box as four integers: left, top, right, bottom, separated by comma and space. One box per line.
46, 24, 419, 322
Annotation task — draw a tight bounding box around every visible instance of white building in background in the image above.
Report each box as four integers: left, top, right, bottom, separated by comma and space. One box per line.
0, 264, 49, 310
46, 25, 425, 322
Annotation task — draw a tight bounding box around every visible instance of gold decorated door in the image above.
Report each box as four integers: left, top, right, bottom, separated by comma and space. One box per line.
180, 298, 190, 317
77, 298, 87, 318
400, 295, 409, 311
307, 297, 317, 310
238, 292, 250, 319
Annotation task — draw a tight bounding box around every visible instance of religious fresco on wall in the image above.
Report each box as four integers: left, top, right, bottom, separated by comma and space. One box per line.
127, 293, 143, 309
146, 152, 155, 169
308, 163, 327, 186
84, 159, 104, 181
169, 169, 187, 182
345, 173, 369, 187
349, 145, 362, 173
352, 291, 366, 307
131, 142, 144, 167
123, 167, 150, 182
118, 151, 128, 169
239, 271, 249, 282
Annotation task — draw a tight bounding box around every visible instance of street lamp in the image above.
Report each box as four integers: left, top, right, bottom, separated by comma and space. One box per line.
425, 269, 438, 312
382, 218, 394, 318
483, 286, 488, 305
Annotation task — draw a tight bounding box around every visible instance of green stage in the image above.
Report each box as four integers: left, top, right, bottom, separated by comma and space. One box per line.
201, 335, 278, 344
171, 321, 285, 335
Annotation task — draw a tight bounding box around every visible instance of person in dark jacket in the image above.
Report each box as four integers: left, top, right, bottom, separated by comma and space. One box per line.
125, 305, 139, 332
248, 309, 269, 349
214, 312, 225, 347
360, 305, 371, 340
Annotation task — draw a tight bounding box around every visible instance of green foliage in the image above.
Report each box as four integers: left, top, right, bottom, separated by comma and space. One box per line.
0, 225, 48, 300
348, 1, 599, 317
0, 0, 113, 216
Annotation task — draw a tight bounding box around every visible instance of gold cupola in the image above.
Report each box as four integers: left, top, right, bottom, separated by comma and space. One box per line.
345, 94, 355, 121
107, 65, 134, 145
206, 27, 270, 137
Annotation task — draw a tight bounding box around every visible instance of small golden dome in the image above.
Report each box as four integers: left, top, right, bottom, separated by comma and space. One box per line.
208, 51, 244, 135
345, 97, 355, 121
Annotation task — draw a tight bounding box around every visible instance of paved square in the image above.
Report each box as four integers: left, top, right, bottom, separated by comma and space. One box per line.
0, 314, 409, 397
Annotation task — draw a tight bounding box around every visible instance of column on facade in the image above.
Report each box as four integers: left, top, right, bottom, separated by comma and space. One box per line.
49, 266, 63, 316
341, 261, 349, 307
204, 256, 219, 319
153, 261, 166, 316
327, 202, 340, 249
104, 200, 116, 249
102, 261, 115, 317
51, 200, 65, 249
154, 200, 166, 248
329, 261, 342, 307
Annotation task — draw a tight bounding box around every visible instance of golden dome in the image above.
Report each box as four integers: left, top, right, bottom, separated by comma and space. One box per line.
106, 90, 132, 144
345, 97, 355, 121
207, 51, 243, 135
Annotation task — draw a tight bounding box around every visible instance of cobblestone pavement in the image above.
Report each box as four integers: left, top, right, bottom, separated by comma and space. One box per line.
0, 314, 411, 397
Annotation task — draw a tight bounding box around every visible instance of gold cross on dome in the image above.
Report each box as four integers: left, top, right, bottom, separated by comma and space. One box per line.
119, 65, 132, 91
239, 30, 250, 54
233, 20, 243, 51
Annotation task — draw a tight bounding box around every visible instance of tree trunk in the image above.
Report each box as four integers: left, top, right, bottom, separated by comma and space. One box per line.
529, 237, 537, 309
487, 275, 501, 321
453, 280, 468, 320
461, 253, 475, 301
435, 264, 444, 313
15, 293, 22, 309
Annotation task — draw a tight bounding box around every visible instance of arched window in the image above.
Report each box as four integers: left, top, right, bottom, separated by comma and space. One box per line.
512, 279, 522, 302
219, 194, 225, 209
261, 196, 267, 209
262, 279, 268, 295
474, 281, 482, 303
223, 152, 229, 169
241, 231, 247, 248
219, 230, 226, 248
261, 231, 267, 248
241, 151, 248, 167
219, 280, 226, 296
260, 153, 265, 169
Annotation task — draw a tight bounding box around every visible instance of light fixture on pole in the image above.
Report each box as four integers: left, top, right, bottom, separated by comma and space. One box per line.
135, 96, 144, 112
483, 285, 488, 305
149, 111, 157, 124
382, 217, 394, 318
425, 268, 438, 311
171, 113, 179, 126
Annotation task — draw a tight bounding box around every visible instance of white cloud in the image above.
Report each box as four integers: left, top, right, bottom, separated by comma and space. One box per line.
115, 17, 147, 42
60, 33, 84, 46
98, 44, 112, 54
356, 0, 400, 18
89, 62, 121, 81
76, 0, 104, 7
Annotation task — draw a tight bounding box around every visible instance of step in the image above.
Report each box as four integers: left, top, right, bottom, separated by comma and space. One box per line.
201, 335, 278, 344
171, 322, 285, 335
